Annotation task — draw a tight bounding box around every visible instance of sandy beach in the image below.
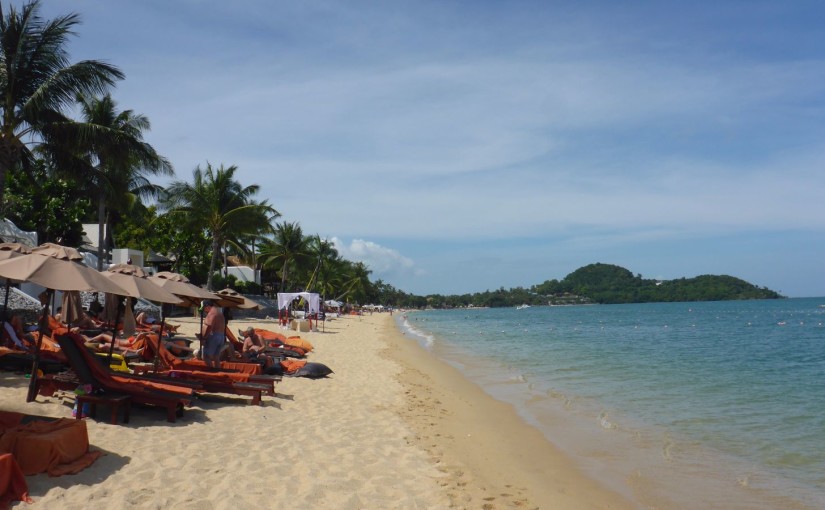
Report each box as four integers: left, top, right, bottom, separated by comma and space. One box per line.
0, 312, 632, 509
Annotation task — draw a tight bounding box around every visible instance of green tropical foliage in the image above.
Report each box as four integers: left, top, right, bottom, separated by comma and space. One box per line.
411, 263, 783, 309
258, 221, 309, 293
114, 205, 212, 283
5, 160, 88, 245
0, 0, 123, 212
161, 163, 279, 290
73, 93, 173, 269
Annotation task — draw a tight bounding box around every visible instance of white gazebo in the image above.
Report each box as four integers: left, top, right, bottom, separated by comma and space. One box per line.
277, 292, 321, 330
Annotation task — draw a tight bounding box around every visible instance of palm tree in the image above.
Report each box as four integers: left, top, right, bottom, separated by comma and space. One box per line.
338, 261, 373, 304
74, 93, 173, 269
0, 0, 123, 212
162, 163, 279, 290
305, 235, 340, 295
259, 221, 309, 292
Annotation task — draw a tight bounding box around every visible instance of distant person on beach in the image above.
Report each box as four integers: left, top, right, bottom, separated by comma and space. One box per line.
200, 300, 225, 369
241, 327, 266, 360
67, 310, 99, 333
88, 294, 103, 316
135, 311, 180, 334
87, 331, 147, 355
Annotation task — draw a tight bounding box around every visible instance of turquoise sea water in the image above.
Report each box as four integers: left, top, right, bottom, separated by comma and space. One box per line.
397, 298, 825, 509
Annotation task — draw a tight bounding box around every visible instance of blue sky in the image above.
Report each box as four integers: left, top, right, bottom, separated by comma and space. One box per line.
24, 0, 825, 297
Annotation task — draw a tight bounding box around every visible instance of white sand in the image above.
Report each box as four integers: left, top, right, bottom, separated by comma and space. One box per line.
1, 313, 631, 509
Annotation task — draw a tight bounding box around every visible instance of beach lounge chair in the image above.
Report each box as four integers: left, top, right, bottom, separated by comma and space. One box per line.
53, 333, 193, 423
139, 335, 278, 401
0, 346, 65, 374
68, 332, 275, 405
229, 328, 311, 358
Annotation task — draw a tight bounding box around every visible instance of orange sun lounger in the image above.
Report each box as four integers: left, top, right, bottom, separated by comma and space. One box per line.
53, 333, 193, 423
139, 336, 278, 401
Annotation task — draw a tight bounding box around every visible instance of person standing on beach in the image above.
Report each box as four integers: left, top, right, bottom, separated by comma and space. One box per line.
201, 300, 225, 369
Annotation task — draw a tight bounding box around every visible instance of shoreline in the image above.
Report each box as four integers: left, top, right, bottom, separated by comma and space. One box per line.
383, 313, 634, 509
0, 312, 633, 509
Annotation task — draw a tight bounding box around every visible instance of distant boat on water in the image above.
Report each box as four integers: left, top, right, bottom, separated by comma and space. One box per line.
515, 304, 531, 310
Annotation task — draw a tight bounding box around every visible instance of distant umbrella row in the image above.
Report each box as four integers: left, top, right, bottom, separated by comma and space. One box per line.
0, 242, 262, 311
0, 242, 261, 403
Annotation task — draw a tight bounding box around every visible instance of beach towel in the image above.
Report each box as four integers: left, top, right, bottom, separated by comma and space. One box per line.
0, 453, 31, 508
0, 413, 101, 477
279, 359, 333, 378
122, 298, 136, 338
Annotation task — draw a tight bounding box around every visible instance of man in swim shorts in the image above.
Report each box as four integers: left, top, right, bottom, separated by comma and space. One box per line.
201, 300, 225, 369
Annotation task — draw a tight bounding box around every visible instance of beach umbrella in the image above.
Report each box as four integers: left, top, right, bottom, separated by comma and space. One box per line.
103, 265, 186, 306
0, 247, 128, 297
147, 271, 221, 358
148, 271, 219, 307
0, 243, 33, 346
100, 264, 186, 367
0, 242, 31, 258
0, 243, 129, 401
60, 290, 84, 325
31, 242, 85, 261
0, 243, 32, 318
214, 288, 260, 310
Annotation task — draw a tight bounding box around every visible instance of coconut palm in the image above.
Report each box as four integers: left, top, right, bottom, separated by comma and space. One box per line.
162, 163, 279, 290
0, 0, 123, 212
259, 221, 310, 293
304, 235, 340, 294
74, 93, 173, 269
339, 261, 373, 304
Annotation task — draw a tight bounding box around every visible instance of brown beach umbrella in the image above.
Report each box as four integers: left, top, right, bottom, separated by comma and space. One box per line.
60, 291, 84, 325
0, 243, 32, 315
147, 271, 221, 360
147, 271, 219, 307
0, 243, 129, 401
0, 247, 127, 295
214, 288, 261, 310
31, 242, 84, 261
100, 264, 186, 365
0, 242, 32, 259
102, 264, 185, 306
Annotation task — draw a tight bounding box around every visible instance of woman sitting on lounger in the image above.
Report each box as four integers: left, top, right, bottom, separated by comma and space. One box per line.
67, 311, 101, 334
135, 312, 180, 333
1, 313, 34, 351
86, 331, 148, 354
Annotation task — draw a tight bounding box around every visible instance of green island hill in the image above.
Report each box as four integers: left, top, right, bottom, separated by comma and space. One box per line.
420, 263, 783, 308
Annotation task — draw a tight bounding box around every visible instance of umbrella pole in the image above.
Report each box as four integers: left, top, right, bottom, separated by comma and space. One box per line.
26, 289, 53, 403
0, 280, 10, 340
198, 305, 204, 359
154, 307, 166, 374
1, 279, 10, 321
105, 299, 124, 366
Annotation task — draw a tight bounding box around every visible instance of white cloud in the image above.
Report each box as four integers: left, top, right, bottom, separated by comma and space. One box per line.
331, 238, 422, 281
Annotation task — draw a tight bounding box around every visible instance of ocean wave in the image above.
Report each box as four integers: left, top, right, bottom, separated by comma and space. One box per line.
399, 316, 435, 349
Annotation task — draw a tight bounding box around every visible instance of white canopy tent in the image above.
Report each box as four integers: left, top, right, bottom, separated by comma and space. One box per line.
277, 292, 321, 314
277, 291, 322, 331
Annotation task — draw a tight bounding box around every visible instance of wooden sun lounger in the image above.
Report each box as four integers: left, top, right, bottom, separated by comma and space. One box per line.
84, 335, 274, 406
55, 334, 193, 423
143, 336, 280, 394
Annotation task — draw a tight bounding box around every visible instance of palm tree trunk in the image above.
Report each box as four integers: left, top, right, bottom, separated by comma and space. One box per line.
97, 195, 106, 270
280, 259, 289, 292
0, 143, 15, 216
206, 236, 221, 290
